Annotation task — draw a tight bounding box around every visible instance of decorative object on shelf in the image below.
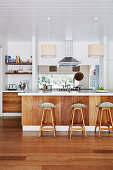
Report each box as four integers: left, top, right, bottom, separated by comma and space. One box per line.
41, 18, 56, 58
29, 56, 32, 63
14, 70, 18, 73
6, 66, 32, 74
5, 55, 11, 63
22, 58, 29, 63
5, 61, 32, 74
88, 18, 104, 58
8, 69, 13, 73
5, 55, 32, 64
5, 55, 20, 63
16, 56, 20, 63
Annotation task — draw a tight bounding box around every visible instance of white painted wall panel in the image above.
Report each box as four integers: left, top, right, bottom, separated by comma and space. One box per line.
108, 41, 113, 90
7, 42, 32, 90
0, 36, 8, 116
38, 41, 99, 65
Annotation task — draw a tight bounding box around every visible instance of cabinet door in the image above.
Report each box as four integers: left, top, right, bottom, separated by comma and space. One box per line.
3, 92, 22, 113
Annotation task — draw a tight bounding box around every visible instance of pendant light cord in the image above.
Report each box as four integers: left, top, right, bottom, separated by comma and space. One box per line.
94, 18, 98, 42
48, 19, 51, 43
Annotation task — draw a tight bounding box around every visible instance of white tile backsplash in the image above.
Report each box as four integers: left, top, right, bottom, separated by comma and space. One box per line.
0, 35, 8, 115
7, 74, 32, 90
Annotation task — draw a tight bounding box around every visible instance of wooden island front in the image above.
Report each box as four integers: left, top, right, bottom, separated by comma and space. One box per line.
19, 93, 113, 130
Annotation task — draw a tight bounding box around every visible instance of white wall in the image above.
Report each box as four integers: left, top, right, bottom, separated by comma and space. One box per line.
107, 41, 113, 90
7, 42, 32, 90
7, 41, 99, 90
7, 40, 113, 91
32, 37, 39, 91
38, 41, 99, 65
0, 36, 8, 116
0, 47, 2, 116
8, 42, 32, 60
10, 40, 113, 92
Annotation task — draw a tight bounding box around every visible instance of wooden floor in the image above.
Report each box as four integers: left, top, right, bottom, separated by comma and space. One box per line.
0, 117, 113, 170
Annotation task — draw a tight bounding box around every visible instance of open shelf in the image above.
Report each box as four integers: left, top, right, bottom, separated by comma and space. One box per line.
5, 62, 32, 65
5, 72, 32, 74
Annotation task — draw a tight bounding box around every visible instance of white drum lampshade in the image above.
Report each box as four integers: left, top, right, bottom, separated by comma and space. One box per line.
88, 44, 104, 58
41, 44, 56, 58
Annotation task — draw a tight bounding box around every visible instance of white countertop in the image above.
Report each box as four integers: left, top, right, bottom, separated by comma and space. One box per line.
2, 90, 26, 93
18, 90, 113, 96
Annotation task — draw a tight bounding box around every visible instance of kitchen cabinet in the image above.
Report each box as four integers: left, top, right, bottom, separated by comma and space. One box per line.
20, 95, 113, 126
3, 92, 22, 113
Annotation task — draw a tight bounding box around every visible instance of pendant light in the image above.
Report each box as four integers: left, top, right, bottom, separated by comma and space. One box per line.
88, 18, 104, 58
41, 18, 56, 58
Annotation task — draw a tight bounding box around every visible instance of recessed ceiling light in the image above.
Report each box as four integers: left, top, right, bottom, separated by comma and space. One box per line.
47, 17, 51, 21
94, 17, 98, 21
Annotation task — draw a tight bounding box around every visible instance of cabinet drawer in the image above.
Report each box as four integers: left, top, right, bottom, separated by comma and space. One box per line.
3, 92, 22, 113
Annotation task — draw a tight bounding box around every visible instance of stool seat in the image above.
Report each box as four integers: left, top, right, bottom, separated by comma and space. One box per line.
97, 102, 113, 108
40, 102, 56, 108
71, 103, 86, 108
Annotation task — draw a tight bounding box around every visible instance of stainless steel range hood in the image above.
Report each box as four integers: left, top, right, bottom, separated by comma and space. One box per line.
58, 40, 80, 67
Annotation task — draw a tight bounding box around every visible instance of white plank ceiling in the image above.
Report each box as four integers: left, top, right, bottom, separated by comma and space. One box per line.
0, 0, 113, 41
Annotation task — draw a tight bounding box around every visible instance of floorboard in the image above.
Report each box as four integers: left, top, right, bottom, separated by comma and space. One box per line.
0, 117, 113, 170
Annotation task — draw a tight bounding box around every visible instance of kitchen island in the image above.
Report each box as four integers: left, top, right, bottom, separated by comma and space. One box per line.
18, 91, 113, 131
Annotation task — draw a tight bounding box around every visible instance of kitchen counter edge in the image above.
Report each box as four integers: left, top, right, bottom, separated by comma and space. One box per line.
18, 92, 113, 96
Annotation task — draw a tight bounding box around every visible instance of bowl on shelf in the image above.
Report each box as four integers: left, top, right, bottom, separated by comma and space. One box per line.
22, 59, 29, 63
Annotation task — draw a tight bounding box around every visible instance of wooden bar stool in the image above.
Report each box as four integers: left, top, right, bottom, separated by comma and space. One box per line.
68, 103, 87, 137
95, 102, 113, 137
39, 102, 56, 137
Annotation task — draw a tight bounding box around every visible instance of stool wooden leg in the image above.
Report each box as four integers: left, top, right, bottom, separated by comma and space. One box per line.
51, 108, 56, 137
80, 112, 84, 134
95, 111, 98, 133
99, 109, 103, 137
68, 124, 71, 133
39, 109, 45, 137
68, 112, 73, 133
109, 108, 113, 131
81, 108, 87, 137
95, 109, 100, 133
82, 126, 84, 134
108, 126, 110, 133
70, 109, 74, 138
106, 109, 111, 133
95, 126, 97, 133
